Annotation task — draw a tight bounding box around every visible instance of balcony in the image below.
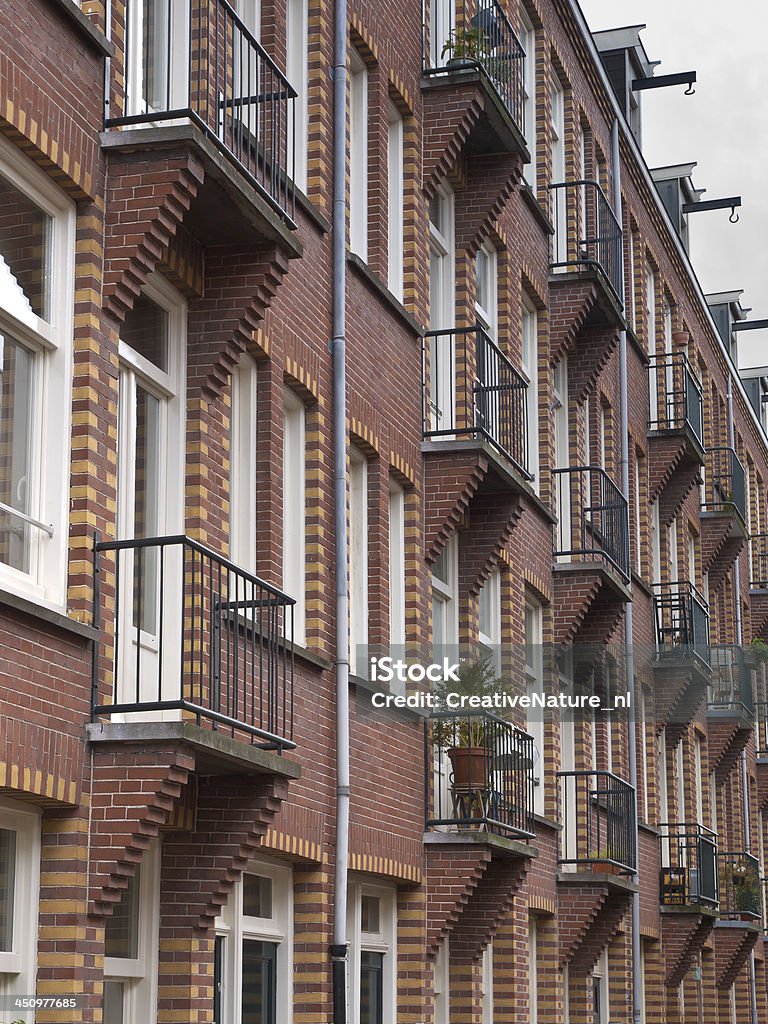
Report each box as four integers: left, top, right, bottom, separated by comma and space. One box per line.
659, 823, 718, 908
423, 324, 531, 481
552, 466, 630, 581
92, 535, 296, 752
104, 0, 298, 242
717, 852, 761, 920
708, 645, 754, 719
702, 446, 747, 522
653, 581, 710, 657
423, 0, 527, 156
427, 711, 535, 839
557, 770, 636, 875
548, 180, 623, 316
648, 354, 704, 443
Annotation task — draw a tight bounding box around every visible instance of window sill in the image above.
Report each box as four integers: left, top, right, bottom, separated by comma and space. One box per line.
46, 0, 115, 55
346, 252, 425, 338
0, 586, 99, 641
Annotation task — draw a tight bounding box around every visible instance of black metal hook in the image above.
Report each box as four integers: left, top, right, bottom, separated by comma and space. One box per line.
730, 207, 740, 224
684, 82, 696, 96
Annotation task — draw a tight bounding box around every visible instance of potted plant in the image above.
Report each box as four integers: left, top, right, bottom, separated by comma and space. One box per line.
750, 638, 768, 666
432, 650, 503, 789
441, 27, 483, 67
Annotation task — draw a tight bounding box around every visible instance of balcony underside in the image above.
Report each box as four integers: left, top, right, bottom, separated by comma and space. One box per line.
647, 429, 705, 523
700, 510, 748, 593
652, 658, 710, 729
549, 270, 625, 338
557, 878, 636, 974
713, 920, 761, 989
102, 125, 302, 253
661, 910, 717, 989
706, 713, 754, 780
552, 562, 631, 649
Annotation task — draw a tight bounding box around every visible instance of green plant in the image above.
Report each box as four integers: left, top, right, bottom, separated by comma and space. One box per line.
751, 638, 768, 664
441, 27, 483, 63
431, 649, 504, 748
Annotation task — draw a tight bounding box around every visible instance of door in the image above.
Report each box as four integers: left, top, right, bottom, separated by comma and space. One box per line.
430, 0, 454, 68
125, 0, 187, 117
647, 271, 658, 423
553, 358, 571, 558
428, 186, 455, 435
232, 0, 261, 137
475, 240, 499, 442
551, 77, 567, 266
658, 729, 669, 863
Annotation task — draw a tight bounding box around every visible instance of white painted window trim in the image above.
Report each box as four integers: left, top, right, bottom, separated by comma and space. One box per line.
349, 50, 369, 260
481, 943, 494, 1024
479, 566, 501, 675
215, 858, 294, 1024
349, 447, 369, 672
347, 880, 397, 1024
0, 800, 40, 987
0, 135, 75, 612
520, 9, 537, 189
522, 297, 539, 490
525, 597, 544, 814
388, 478, 406, 648
230, 353, 259, 574
475, 240, 498, 341
283, 387, 307, 645
432, 532, 459, 651
103, 838, 161, 1024
433, 936, 450, 1024
286, 0, 309, 191
528, 916, 538, 1024
387, 103, 404, 301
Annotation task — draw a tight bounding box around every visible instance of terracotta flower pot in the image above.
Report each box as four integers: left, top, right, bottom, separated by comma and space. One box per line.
448, 746, 487, 788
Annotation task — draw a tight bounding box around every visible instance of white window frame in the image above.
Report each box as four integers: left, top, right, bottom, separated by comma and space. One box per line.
283, 388, 307, 645
125, 0, 188, 118
428, 182, 456, 433
525, 598, 544, 815
0, 136, 75, 611
214, 858, 293, 1024
432, 532, 459, 654
479, 566, 501, 675
551, 74, 566, 262
592, 948, 609, 1024
387, 103, 404, 301
522, 298, 539, 490
349, 447, 369, 672
528, 916, 538, 1024
347, 881, 397, 1024
286, 0, 309, 191
0, 800, 40, 992
388, 478, 406, 649
633, 452, 642, 575
230, 353, 259, 574
429, 0, 454, 69
481, 942, 494, 1024
520, 9, 537, 189
349, 50, 369, 260
475, 240, 498, 341
434, 936, 450, 1024
103, 839, 161, 1024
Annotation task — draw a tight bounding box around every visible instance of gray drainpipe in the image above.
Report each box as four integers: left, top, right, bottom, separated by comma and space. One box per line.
610, 117, 642, 1024
330, 0, 350, 1019
726, 377, 759, 1024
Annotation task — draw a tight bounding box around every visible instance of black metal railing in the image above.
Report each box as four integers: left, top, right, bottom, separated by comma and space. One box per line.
427, 711, 535, 838
652, 581, 710, 660
92, 535, 295, 749
709, 645, 754, 718
702, 446, 747, 522
425, 0, 525, 133
552, 466, 630, 580
755, 702, 768, 758
106, 0, 296, 223
717, 852, 761, 919
659, 822, 718, 907
422, 324, 531, 476
558, 770, 636, 874
749, 535, 768, 589
548, 180, 623, 302
647, 353, 704, 446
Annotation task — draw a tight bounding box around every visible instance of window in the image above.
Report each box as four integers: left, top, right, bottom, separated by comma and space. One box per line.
479, 566, 501, 673
230, 353, 259, 572
434, 937, 449, 1024
387, 103, 404, 301
520, 10, 537, 188
348, 882, 396, 1024
429, 0, 454, 68
528, 917, 538, 1024
432, 533, 458, 654
104, 840, 160, 1024
349, 448, 369, 672
627, 230, 637, 331
551, 74, 566, 260
388, 479, 406, 649
481, 943, 494, 1024
286, 0, 309, 190
0, 138, 75, 608
215, 860, 293, 1024
283, 388, 306, 644
525, 598, 544, 815
349, 51, 369, 259
592, 949, 609, 1024
428, 183, 456, 433
522, 298, 539, 490
633, 451, 643, 575
475, 240, 498, 340
0, 801, 40, 999
640, 688, 650, 821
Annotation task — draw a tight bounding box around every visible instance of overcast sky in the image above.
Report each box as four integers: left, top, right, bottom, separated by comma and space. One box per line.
579, 0, 768, 333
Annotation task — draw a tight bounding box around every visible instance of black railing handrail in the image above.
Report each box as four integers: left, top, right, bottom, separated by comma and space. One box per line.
422, 322, 531, 476
658, 820, 718, 841
647, 352, 704, 445
552, 464, 630, 580
557, 768, 637, 874
548, 179, 623, 302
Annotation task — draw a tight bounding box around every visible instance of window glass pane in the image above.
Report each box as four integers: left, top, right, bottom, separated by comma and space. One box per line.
360, 951, 384, 1024
476, 248, 488, 312
0, 827, 16, 951
242, 939, 277, 1024
361, 894, 380, 934
0, 335, 35, 574
432, 546, 448, 585
105, 867, 140, 959
0, 172, 51, 322
132, 386, 161, 633
121, 293, 168, 371
243, 873, 272, 918
103, 981, 125, 1024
